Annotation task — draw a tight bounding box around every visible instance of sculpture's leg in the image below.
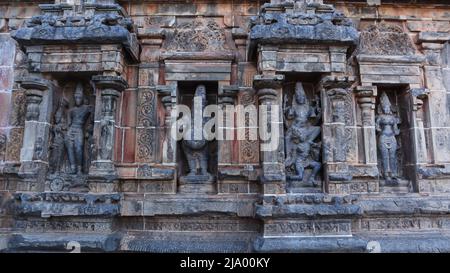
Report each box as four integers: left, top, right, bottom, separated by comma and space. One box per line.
380, 144, 390, 180
56, 141, 64, 174
74, 135, 84, 175
294, 158, 305, 181
65, 136, 77, 174
185, 151, 197, 176
308, 161, 321, 186
389, 141, 398, 179
307, 126, 321, 142
200, 154, 209, 176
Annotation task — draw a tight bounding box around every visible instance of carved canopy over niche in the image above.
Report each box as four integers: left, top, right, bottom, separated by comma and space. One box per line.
358, 23, 416, 56
164, 17, 228, 52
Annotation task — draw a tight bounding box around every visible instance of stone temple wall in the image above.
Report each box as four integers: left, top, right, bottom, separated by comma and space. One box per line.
0, 0, 449, 252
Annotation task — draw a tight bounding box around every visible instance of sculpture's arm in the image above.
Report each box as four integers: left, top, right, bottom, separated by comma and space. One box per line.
67, 109, 72, 127
285, 106, 295, 120
375, 117, 381, 132
394, 118, 400, 135
312, 105, 322, 126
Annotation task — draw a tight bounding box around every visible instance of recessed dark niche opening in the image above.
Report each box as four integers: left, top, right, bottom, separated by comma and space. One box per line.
176, 81, 218, 188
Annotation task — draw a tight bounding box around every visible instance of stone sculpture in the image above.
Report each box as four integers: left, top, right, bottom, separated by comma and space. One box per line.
284, 82, 322, 186
181, 85, 212, 181
376, 92, 401, 185
49, 99, 68, 174
47, 83, 93, 191
65, 83, 93, 175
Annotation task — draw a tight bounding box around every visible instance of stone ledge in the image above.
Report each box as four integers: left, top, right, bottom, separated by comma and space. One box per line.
140, 194, 257, 217
121, 232, 257, 253
253, 236, 368, 253
256, 194, 362, 218
6, 232, 122, 252
356, 233, 450, 253
12, 192, 121, 218
358, 196, 450, 216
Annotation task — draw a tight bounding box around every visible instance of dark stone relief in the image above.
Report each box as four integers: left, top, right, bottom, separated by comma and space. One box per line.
47, 83, 94, 192
284, 82, 322, 189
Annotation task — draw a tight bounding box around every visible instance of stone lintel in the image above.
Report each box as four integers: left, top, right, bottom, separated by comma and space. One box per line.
160, 51, 235, 61
357, 54, 426, 64
418, 31, 450, 43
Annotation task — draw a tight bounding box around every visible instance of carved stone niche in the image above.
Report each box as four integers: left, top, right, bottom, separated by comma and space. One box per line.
176, 82, 218, 194
283, 80, 323, 193
374, 87, 413, 192
46, 81, 95, 192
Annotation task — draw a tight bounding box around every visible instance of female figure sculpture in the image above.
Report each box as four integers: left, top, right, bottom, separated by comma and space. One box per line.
376, 92, 401, 184
49, 99, 68, 174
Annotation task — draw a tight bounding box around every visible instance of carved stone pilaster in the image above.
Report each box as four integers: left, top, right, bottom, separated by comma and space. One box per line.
254, 74, 285, 193
320, 76, 355, 183
356, 86, 378, 166
156, 85, 177, 165
410, 88, 431, 183
218, 85, 238, 165
89, 75, 127, 181
17, 78, 53, 189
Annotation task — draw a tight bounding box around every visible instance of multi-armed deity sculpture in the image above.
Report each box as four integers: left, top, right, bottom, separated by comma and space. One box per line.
284, 82, 322, 187
376, 92, 401, 185
48, 83, 94, 191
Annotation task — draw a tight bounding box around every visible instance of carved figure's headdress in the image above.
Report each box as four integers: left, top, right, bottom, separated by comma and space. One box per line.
379, 92, 392, 114
294, 82, 307, 103
194, 84, 206, 97
74, 83, 84, 97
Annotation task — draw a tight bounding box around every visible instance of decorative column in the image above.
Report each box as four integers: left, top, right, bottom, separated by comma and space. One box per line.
18, 78, 53, 190
320, 76, 354, 186
417, 34, 450, 165
254, 74, 285, 194
89, 75, 127, 181
410, 87, 430, 190
218, 85, 239, 165
156, 85, 177, 165
355, 86, 378, 166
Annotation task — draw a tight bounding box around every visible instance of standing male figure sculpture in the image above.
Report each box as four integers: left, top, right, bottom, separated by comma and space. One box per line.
284, 82, 321, 186
65, 83, 93, 175
376, 92, 400, 185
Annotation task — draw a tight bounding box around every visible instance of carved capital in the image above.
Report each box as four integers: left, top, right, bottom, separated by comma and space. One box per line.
219, 85, 239, 105
356, 86, 377, 126
253, 74, 284, 90
91, 75, 128, 94
410, 88, 429, 112
320, 75, 355, 90
18, 78, 50, 122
